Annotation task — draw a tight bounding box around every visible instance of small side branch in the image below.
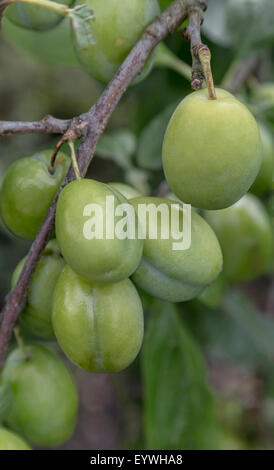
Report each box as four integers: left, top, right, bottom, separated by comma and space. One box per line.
183, 0, 207, 90
0, 115, 70, 137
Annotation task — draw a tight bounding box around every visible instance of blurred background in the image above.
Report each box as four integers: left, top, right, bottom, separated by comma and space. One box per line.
0, 0, 274, 450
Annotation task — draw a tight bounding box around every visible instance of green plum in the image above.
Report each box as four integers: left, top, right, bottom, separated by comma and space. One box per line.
55, 179, 143, 284
6, 0, 74, 31
72, 0, 160, 84
166, 191, 180, 202
265, 194, 274, 272
205, 193, 273, 282
0, 428, 31, 450
2, 17, 79, 67
251, 83, 274, 123
108, 182, 142, 200
162, 88, 261, 210
11, 240, 65, 339
52, 265, 144, 373
130, 197, 223, 302
265, 194, 274, 230
0, 149, 69, 240
250, 123, 274, 196
198, 273, 227, 309
2, 345, 78, 447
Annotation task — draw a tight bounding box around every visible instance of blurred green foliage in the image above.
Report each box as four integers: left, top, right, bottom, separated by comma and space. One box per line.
142, 300, 220, 449
0, 0, 274, 451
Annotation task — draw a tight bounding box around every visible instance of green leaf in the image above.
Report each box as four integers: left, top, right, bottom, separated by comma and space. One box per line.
187, 287, 274, 376
159, 0, 174, 11
69, 5, 96, 50
96, 129, 137, 170
223, 289, 274, 370
137, 103, 177, 170
142, 300, 219, 450
0, 381, 13, 424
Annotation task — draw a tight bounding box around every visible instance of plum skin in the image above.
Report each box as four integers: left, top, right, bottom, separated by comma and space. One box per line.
162, 88, 261, 210
130, 197, 223, 302
108, 182, 142, 200
52, 265, 144, 373
0, 428, 31, 450
55, 179, 143, 285
0, 150, 69, 240
72, 0, 160, 84
2, 345, 78, 447
11, 240, 65, 339
6, 0, 74, 32
250, 123, 274, 196
205, 193, 273, 282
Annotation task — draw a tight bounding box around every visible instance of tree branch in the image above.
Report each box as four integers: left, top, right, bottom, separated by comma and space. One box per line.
0, 0, 205, 367
0, 115, 70, 136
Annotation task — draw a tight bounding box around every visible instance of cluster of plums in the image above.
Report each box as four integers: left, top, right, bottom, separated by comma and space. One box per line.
4, 0, 160, 84
0, 0, 273, 450
0, 85, 273, 448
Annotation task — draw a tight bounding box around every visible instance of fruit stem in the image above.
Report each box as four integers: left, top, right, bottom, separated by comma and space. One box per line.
198, 45, 216, 100
49, 137, 67, 174
8, 0, 68, 15
13, 326, 29, 362
68, 141, 81, 180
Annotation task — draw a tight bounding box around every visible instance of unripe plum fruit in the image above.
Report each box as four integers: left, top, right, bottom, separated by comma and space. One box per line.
130, 197, 223, 302
0, 150, 69, 240
265, 194, 274, 232
0, 428, 31, 450
55, 179, 143, 284
265, 194, 274, 273
72, 0, 160, 84
198, 273, 227, 309
205, 193, 273, 282
11, 240, 65, 339
252, 83, 274, 123
162, 88, 261, 210
250, 123, 274, 196
6, 0, 74, 31
52, 265, 144, 373
2, 345, 78, 447
108, 182, 142, 200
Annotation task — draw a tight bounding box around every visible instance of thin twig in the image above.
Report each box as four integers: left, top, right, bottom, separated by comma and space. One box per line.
0, 0, 198, 367
13, 326, 30, 361
183, 0, 207, 90
0, 115, 70, 137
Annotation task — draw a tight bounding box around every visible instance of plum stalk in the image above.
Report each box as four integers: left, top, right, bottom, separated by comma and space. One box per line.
13, 326, 30, 361
2, 0, 70, 15
183, 0, 216, 99
68, 141, 81, 181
